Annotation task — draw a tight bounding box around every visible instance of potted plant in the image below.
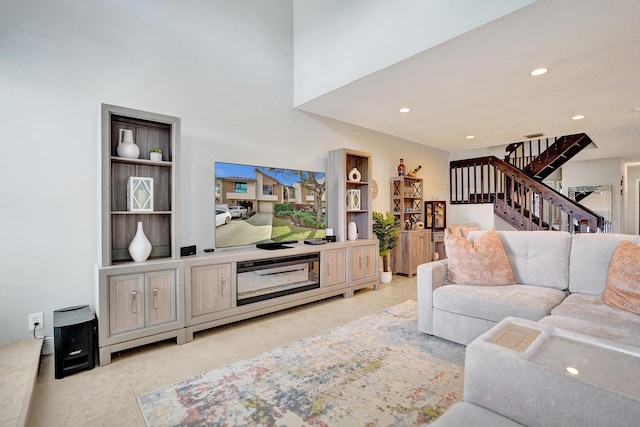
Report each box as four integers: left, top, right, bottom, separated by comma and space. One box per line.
372, 211, 401, 284
150, 147, 162, 162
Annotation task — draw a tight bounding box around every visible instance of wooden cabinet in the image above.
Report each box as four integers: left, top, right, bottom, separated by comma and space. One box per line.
327, 148, 372, 242
349, 242, 379, 294
391, 177, 424, 230
97, 263, 184, 365
190, 263, 232, 317
97, 105, 184, 365
109, 270, 176, 335
99, 104, 180, 266
392, 230, 431, 277
425, 200, 446, 231
322, 248, 347, 287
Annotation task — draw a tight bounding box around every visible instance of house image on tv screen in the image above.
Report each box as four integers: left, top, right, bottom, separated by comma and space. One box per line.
215, 162, 326, 248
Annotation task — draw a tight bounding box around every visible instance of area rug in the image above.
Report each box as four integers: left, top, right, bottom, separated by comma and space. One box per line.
138, 300, 465, 426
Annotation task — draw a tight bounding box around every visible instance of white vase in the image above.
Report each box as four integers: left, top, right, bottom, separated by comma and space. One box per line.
347, 221, 358, 241
380, 270, 393, 284
117, 129, 140, 159
348, 167, 362, 182
129, 221, 152, 262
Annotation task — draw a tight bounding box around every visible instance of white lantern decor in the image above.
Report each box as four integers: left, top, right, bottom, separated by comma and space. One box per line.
346, 189, 361, 211
128, 176, 154, 212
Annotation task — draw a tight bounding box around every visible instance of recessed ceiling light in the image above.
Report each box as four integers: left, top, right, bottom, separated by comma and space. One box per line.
530, 68, 548, 76
466, 135, 475, 139
631, 107, 640, 113
572, 115, 585, 120
399, 107, 411, 113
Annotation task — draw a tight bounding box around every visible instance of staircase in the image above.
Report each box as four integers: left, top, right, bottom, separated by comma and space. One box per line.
504, 133, 593, 180
450, 156, 605, 233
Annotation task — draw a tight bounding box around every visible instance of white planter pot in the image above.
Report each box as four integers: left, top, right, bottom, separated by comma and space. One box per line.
150, 152, 162, 162
380, 270, 393, 284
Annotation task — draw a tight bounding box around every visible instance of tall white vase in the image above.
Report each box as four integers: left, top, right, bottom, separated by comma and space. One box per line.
129, 221, 152, 262
347, 221, 358, 241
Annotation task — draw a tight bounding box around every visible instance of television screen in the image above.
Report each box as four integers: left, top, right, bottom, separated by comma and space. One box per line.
215, 162, 326, 248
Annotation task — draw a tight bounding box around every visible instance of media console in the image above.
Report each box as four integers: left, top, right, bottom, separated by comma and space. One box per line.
95, 239, 379, 365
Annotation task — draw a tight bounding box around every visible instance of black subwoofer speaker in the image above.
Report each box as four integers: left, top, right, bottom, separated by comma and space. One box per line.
53, 305, 97, 379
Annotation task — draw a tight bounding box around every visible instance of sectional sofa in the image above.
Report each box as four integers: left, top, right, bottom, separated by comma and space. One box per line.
417, 230, 640, 426
417, 230, 640, 347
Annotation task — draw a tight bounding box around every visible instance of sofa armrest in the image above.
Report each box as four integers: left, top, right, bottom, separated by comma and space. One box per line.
417, 259, 448, 334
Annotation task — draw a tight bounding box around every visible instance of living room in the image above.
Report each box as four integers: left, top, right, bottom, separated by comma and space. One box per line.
2, 1, 640, 425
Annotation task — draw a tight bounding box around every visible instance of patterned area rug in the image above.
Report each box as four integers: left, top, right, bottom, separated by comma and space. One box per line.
138, 300, 465, 426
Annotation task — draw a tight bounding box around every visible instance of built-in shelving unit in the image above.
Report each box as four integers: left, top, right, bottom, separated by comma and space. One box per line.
99, 104, 180, 266
327, 148, 373, 242
96, 139, 379, 365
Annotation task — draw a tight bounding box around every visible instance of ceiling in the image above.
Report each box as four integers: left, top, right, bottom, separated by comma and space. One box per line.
296, 0, 640, 162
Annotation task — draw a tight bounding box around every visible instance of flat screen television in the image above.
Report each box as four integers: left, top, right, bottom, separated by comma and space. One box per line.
215, 162, 326, 249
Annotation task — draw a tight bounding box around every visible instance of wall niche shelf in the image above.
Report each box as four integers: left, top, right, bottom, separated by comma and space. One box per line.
99, 104, 180, 266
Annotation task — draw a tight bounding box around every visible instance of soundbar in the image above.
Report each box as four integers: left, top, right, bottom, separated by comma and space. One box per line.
256, 240, 298, 250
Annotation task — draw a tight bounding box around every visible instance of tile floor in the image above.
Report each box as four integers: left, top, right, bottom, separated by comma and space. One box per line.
30, 276, 418, 426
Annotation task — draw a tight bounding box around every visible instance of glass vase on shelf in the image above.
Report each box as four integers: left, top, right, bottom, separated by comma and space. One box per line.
397, 158, 406, 176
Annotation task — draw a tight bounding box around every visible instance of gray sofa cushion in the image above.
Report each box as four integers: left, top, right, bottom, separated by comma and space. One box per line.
433, 284, 567, 323
468, 230, 571, 290
550, 293, 640, 332
569, 233, 640, 295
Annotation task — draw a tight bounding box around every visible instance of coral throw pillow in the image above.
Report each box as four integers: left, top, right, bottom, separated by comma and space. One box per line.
445, 228, 515, 285
602, 240, 640, 315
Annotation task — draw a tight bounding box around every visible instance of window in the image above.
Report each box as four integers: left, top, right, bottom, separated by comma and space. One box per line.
234, 182, 247, 193
263, 185, 273, 195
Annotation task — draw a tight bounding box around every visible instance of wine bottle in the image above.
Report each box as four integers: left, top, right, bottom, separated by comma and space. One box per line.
408, 165, 422, 177
397, 159, 406, 176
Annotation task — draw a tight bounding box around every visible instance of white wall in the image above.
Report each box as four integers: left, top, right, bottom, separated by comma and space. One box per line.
0, 0, 448, 344
561, 157, 623, 233
292, 0, 535, 106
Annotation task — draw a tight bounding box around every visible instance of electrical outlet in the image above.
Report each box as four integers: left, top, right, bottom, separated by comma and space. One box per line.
28, 312, 44, 331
